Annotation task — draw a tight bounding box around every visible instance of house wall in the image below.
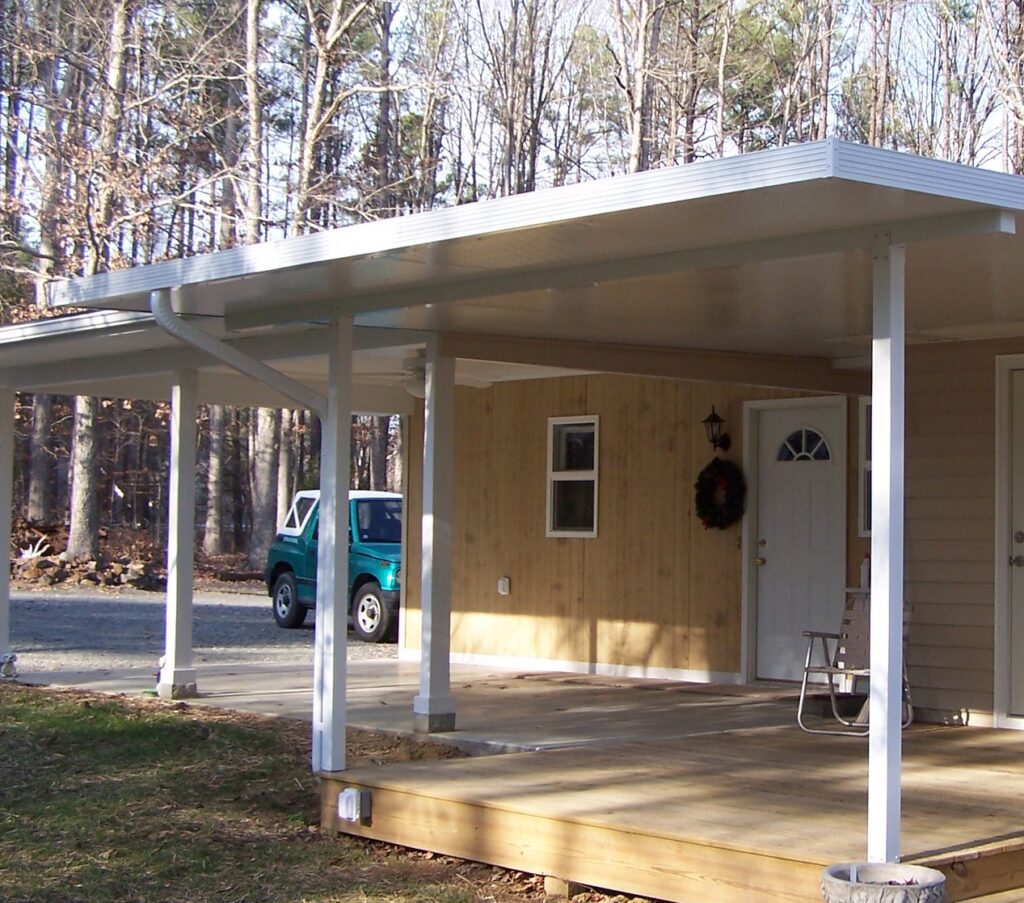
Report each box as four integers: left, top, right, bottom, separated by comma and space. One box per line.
401, 372, 865, 679
902, 338, 1020, 720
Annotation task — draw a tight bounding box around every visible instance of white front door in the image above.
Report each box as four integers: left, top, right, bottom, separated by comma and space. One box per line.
1009, 371, 1024, 714
755, 400, 847, 681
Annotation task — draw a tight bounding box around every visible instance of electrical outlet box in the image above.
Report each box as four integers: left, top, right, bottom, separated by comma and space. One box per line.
337, 787, 372, 824
497, 576, 511, 595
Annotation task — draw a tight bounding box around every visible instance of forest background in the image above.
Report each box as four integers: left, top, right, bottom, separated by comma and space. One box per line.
2, 0, 1023, 573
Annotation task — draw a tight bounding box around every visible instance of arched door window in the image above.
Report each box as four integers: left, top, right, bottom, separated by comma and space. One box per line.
777, 429, 831, 462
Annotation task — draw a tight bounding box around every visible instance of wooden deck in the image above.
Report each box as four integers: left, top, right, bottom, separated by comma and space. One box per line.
323, 721, 1024, 902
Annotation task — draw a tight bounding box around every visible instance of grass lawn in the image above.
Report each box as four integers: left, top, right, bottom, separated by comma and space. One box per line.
0, 683, 613, 903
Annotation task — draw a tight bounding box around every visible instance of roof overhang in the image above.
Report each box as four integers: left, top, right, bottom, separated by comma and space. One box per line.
10, 139, 1024, 399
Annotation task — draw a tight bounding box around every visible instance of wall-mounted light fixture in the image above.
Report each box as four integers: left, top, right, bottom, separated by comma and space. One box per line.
702, 406, 731, 452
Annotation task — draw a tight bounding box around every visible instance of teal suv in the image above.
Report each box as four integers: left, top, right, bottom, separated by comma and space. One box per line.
265, 490, 402, 642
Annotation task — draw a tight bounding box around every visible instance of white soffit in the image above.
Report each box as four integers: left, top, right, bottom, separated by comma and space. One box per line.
0, 312, 586, 402
46, 141, 1024, 327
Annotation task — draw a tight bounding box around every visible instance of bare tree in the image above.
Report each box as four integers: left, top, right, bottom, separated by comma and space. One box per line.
202, 404, 226, 555
978, 0, 1024, 171
65, 395, 99, 561
610, 0, 670, 172
247, 406, 279, 569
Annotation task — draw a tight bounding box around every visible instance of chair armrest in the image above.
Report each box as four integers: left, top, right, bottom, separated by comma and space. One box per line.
801, 631, 840, 639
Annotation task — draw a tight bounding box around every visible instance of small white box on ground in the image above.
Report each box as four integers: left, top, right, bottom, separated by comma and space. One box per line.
338, 787, 372, 823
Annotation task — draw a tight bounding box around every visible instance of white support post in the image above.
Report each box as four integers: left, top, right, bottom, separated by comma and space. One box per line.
0, 391, 13, 669
158, 371, 199, 699
413, 338, 456, 733
312, 316, 352, 773
868, 237, 906, 864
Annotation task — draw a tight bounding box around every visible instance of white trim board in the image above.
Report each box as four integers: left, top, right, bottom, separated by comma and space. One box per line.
397, 648, 743, 686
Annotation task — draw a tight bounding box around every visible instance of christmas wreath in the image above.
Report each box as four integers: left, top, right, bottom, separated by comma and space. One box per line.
694, 457, 747, 530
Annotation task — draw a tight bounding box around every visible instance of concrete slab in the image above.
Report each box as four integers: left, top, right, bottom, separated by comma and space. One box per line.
20, 659, 800, 753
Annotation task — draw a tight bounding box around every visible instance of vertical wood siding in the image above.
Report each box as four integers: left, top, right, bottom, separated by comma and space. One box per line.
400, 339, 1022, 716
404, 373, 820, 675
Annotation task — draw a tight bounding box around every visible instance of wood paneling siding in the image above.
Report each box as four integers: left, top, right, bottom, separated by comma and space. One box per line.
403, 373, 831, 677
402, 339, 1020, 717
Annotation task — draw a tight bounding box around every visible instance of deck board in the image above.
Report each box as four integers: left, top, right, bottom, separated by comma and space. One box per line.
324, 722, 1024, 902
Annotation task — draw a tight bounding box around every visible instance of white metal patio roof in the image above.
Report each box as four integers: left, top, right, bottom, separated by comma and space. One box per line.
1, 139, 1022, 403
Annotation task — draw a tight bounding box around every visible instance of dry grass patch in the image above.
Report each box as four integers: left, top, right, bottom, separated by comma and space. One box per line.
0, 683, 646, 903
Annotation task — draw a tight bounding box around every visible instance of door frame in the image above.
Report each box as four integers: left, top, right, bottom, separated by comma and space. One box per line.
994, 355, 1024, 728
741, 395, 848, 683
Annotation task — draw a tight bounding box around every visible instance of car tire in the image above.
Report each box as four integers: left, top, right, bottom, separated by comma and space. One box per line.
352, 582, 393, 643
271, 571, 306, 628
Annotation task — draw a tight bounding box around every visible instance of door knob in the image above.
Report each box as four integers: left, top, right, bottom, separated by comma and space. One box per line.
754, 557, 767, 566
1012, 555, 1024, 568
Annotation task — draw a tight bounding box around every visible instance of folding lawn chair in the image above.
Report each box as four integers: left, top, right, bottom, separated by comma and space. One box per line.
796, 590, 913, 736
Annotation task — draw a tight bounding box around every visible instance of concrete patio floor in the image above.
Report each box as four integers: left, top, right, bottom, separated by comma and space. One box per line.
18, 658, 799, 752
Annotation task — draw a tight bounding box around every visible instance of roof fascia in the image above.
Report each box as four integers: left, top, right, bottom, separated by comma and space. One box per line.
48, 142, 841, 310
227, 207, 1016, 333
0, 324, 427, 390
833, 142, 1024, 209
0, 310, 153, 346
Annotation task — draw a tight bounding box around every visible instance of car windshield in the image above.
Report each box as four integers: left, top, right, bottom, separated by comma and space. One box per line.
354, 498, 402, 543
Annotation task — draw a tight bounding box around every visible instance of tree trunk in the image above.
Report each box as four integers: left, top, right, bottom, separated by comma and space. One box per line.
66, 395, 99, 562
816, 0, 832, 141
245, 0, 263, 241
277, 409, 293, 520
309, 412, 322, 487
231, 409, 247, 552
246, 407, 278, 569
390, 415, 403, 493
203, 404, 225, 555
88, 0, 130, 273
369, 415, 389, 490
27, 395, 55, 524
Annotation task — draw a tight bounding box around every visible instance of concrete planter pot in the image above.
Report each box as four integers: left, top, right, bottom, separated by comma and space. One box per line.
821, 863, 946, 903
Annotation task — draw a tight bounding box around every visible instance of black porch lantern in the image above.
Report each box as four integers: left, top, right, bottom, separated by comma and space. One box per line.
702, 406, 731, 452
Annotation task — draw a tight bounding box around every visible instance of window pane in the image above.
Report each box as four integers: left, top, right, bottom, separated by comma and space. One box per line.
355, 499, 403, 543
553, 423, 595, 471
552, 480, 595, 531
778, 429, 830, 462
295, 496, 316, 525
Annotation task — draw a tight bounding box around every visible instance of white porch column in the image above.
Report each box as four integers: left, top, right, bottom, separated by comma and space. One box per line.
413, 338, 456, 733
868, 237, 906, 863
158, 371, 199, 699
312, 316, 352, 773
0, 391, 13, 669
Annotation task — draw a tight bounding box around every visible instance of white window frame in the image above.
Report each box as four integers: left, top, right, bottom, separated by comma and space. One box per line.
278, 489, 320, 536
858, 397, 872, 537
546, 415, 599, 538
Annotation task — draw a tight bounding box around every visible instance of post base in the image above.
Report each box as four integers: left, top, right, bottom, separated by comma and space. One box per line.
157, 667, 198, 699
413, 711, 456, 733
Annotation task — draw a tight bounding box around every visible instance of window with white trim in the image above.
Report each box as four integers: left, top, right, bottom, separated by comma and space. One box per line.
547, 416, 598, 537
859, 397, 872, 536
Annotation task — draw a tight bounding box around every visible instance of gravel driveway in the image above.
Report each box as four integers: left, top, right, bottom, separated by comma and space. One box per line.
9, 585, 397, 675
